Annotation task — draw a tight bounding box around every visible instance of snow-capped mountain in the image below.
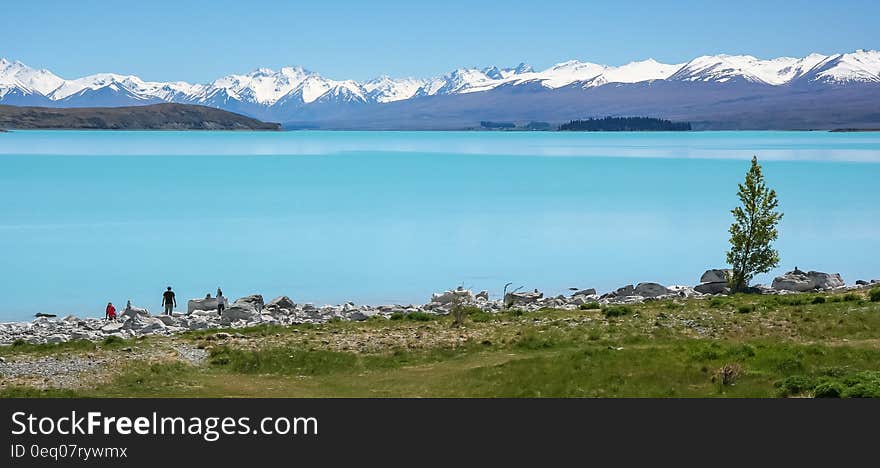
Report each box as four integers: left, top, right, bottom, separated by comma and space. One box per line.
362, 75, 426, 103
0, 58, 64, 98
1, 50, 879, 128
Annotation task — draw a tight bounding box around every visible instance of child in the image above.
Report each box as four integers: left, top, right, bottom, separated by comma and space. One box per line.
106, 302, 117, 321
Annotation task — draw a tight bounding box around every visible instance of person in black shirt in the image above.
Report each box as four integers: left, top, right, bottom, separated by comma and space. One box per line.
162, 287, 176, 315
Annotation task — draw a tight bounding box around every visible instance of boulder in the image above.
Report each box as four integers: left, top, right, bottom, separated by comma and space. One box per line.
633, 282, 671, 298
667, 285, 698, 297
694, 282, 728, 295
431, 287, 474, 305
772, 269, 845, 292
348, 311, 369, 321
504, 289, 543, 308
571, 288, 597, 297
475, 290, 490, 301
100, 322, 124, 333
187, 297, 226, 314
611, 285, 634, 297
221, 305, 258, 322
700, 269, 732, 283
46, 334, 68, 344
234, 295, 264, 313
121, 303, 150, 320
266, 296, 296, 310
156, 315, 179, 326
123, 315, 165, 333
138, 318, 166, 333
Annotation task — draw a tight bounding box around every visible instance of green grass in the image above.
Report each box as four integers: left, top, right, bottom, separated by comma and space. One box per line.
389, 311, 436, 321
602, 305, 632, 317
4, 289, 879, 398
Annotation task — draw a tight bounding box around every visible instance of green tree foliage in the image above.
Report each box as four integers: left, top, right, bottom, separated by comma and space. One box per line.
726, 156, 783, 292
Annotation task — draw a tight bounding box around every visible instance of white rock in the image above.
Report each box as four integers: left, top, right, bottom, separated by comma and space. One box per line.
266, 296, 296, 310
700, 269, 732, 283
234, 295, 264, 313
221, 305, 258, 322
772, 269, 845, 292
504, 290, 543, 307
431, 287, 475, 305
633, 282, 671, 298
100, 322, 124, 332
187, 297, 226, 314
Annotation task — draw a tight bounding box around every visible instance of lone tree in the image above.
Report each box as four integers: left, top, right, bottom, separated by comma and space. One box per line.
726, 156, 783, 292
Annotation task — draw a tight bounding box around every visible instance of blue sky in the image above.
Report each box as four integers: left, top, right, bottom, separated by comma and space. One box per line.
3, 0, 878, 82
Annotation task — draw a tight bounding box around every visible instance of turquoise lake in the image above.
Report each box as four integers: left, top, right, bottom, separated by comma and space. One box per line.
1, 130, 878, 321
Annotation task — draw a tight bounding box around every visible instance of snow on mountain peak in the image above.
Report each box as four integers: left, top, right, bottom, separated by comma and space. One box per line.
810, 49, 880, 84
362, 75, 425, 103
0, 58, 65, 96
2, 50, 879, 110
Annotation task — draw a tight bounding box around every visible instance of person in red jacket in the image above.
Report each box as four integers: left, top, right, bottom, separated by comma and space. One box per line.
106, 302, 117, 321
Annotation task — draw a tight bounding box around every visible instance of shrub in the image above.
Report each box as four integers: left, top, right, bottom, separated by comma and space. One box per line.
810, 296, 826, 304
602, 305, 632, 318
406, 311, 435, 322
776, 375, 816, 397
869, 288, 880, 303
709, 298, 727, 308
725, 344, 756, 359
776, 358, 805, 374
842, 293, 859, 302
12, 339, 27, 347
450, 304, 483, 327
579, 302, 601, 310
813, 382, 843, 398
390, 311, 435, 322
840, 371, 880, 398
690, 343, 722, 361
737, 305, 755, 314
469, 310, 494, 323
514, 330, 562, 350
712, 363, 744, 386
102, 335, 124, 346
773, 295, 807, 306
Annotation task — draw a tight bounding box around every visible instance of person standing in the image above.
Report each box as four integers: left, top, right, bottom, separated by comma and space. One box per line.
216, 289, 225, 316
162, 286, 176, 315
105, 302, 117, 322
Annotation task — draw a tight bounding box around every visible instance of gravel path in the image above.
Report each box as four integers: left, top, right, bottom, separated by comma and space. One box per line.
0, 354, 112, 388
0, 342, 207, 389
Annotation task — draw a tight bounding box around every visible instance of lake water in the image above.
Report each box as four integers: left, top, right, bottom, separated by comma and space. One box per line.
1, 130, 878, 321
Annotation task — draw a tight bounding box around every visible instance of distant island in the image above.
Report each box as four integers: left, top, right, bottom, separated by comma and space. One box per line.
0, 103, 280, 131
559, 117, 691, 132
829, 128, 880, 132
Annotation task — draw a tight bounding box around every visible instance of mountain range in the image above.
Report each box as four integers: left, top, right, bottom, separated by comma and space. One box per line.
2, 50, 880, 129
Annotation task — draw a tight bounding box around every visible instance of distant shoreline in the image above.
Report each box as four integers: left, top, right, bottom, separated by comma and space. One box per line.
829, 128, 880, 132
0, 103, 280, 131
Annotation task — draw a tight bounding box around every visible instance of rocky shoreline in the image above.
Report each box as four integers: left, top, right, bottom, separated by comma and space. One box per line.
1, 268, 877, 346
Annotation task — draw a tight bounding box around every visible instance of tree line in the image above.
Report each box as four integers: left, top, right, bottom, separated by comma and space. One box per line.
559, 117, 691, 131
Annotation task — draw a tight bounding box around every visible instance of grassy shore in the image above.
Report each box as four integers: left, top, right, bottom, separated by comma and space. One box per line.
2, 288, 879, 398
